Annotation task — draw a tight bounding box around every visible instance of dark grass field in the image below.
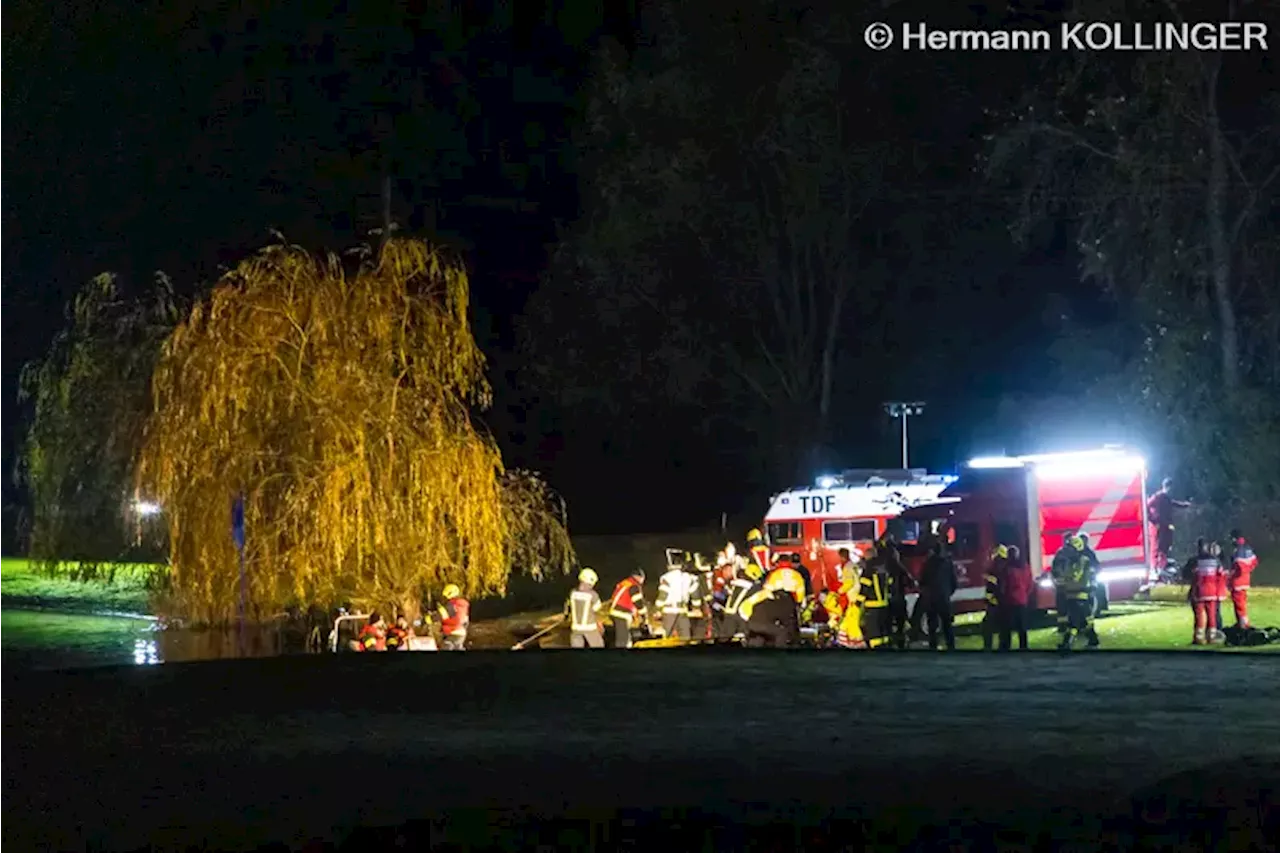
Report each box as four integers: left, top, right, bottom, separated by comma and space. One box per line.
5, 652, 1279, 851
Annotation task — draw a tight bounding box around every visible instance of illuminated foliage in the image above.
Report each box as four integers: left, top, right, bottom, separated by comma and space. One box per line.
137, 238, 572, 625
18, 273, 178, 572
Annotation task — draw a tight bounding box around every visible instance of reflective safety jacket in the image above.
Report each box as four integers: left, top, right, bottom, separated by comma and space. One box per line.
1230, 542, 1257, 592
655, 568, 695, 615
437, 598, 470, 637
685, 570, 707, 618
738, 586, 780, 622
356, 624, 386, 651
1051, 547, 1094, 600
609, 576, 648, 621
984, 556, 1007, 608
724, 577, 757, 615
566, 584, 603, 632
1193, 556, 1225, 602
859, 570, 889, 609
764, 566, 806, 604
385, 626, 409, 650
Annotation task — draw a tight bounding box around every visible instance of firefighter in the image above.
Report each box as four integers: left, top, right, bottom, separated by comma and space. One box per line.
918, 540, 957, 650
608, 568, 648, 648
981, 545, 1008, 651
747, 528, 770, 577
1000, 545, 1033, 651
763, 560, 807, 605
878, 534, 912, 649
685, 556, 709, 640
1191, 543, 1226, 645
739, 586, 800, 648
1147, 477, 1191, 574
836, 547, 860, 586
437, 584, 470, 651
1227, 529, 1257, 629
385, 615, 412, 651
1051, 535, 1099, 650
719, 564, 758, 638
567, 568, 605, 648
822, 572, 867, 648
655, 555, 695, 639
355, 612, 387, 652
859, 545, 892, 648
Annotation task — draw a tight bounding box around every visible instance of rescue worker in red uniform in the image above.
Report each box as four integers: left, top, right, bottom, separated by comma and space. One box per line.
437, 584, 470, 650
1192, 542, 1226, 645
355, 612, 387, 652
1147, 477, 1191, 574
608, 569, 647, 648
1227, 529, 1257, 629
1000, 545, 1033, 650
981, 545, 1008, 651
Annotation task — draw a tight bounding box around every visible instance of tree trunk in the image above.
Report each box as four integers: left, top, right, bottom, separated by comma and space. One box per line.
396, 593, 421, 625
1205, 57, 1239, 392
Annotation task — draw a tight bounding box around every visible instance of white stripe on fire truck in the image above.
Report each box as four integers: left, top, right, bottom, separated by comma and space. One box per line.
1040, 545, 1146, 567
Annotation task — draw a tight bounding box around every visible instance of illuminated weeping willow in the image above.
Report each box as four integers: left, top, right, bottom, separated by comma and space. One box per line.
137, 238, 573, 625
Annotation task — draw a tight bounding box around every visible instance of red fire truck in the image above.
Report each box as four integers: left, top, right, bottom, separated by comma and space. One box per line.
761, 469, 958, 595
899, 446, 1153, 614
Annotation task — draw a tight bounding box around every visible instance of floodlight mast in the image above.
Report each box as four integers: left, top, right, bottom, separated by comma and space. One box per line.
882, 401, 926, 468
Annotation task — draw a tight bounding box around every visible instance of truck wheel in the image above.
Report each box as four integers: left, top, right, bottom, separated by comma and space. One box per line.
1093, 583, 1110, 616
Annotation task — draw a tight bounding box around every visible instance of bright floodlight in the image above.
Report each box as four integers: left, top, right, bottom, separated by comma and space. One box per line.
134, 500, 162, 516
817, 475, 837, 489
968, 456, 1023, 469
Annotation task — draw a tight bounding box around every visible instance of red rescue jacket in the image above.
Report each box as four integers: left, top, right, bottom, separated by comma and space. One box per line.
1003, 559, 1033, 607
1193, 556, 1225, 602
438, 598, 470, 636
356, 624, 386, 652
609, 576, 646, 618
1230, 541, 1257, 591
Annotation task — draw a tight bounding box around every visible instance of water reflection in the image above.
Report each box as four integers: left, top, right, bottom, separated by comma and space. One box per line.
133, 638, 161, 665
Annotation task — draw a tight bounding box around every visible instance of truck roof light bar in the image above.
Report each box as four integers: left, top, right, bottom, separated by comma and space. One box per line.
967, 447, 1144, 471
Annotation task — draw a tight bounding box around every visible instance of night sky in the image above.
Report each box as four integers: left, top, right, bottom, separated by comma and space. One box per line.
4, 0, 1272, 541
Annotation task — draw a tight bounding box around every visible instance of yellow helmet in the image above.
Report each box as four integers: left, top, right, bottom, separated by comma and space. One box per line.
747, 528, 763, 541
442, 583, 461, 599
745, 563, 764, 581
578, 568, 599, 586
992, 545, 1008, 559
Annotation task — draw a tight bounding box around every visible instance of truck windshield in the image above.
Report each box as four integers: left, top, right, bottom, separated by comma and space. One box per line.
767, 522, 802, 545
823, 519, 877, 542
887, 518, 921, 543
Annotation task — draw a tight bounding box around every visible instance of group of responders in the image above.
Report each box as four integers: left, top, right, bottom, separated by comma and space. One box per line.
869, 22, 1269, 52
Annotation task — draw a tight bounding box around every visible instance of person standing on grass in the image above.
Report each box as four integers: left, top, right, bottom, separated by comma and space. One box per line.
1226, 529, 1257, 628
981, 545, 1008, 651
918, 540, 957, 650
566, 568, 605, 648
1000, 545, 1033, 650
608, 568, 648, 648
1191, 543, 1226, 645
437, 584, 470, 650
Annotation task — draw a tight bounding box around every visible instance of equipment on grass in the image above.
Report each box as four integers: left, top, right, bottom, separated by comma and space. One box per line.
511, 616, 565, 650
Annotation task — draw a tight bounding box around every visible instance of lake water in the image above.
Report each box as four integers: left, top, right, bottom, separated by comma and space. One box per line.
1, 608, 294, 670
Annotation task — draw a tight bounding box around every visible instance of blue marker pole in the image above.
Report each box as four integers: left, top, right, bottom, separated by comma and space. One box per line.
232, 494, 246, 656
